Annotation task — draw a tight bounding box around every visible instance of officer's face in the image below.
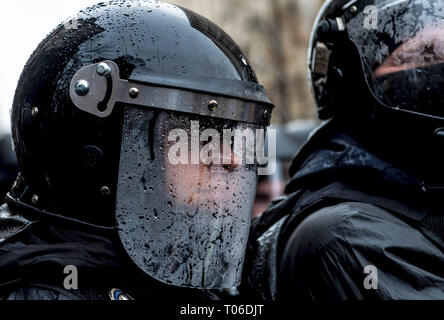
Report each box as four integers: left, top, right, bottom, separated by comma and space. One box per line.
165, 137, 241, 207
156, 112, 258, 216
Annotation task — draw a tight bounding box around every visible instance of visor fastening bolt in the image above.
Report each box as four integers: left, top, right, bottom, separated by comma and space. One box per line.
129, 87, 139, 98
350, 5, 357, 13
208, 100, 218, 112
74, 80, 90, 96
96, 62, 111, 77
101, 186, 111, 196
31, 194, 39, 204
31, 107, 39, 118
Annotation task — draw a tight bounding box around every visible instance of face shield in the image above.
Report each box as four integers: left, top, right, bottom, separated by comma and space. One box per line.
345, 0, 444, 119
69, 61, 274, 289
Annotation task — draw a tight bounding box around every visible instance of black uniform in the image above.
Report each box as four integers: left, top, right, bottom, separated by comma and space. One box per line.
243, 119, 444, 300
238, 0, 444, 300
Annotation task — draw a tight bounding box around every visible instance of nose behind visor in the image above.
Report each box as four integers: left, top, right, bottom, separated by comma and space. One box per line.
69, 60, 273, 126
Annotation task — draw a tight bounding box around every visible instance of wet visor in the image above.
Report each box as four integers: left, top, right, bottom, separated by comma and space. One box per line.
346, 0, 444, 119
116, 109, 260, 288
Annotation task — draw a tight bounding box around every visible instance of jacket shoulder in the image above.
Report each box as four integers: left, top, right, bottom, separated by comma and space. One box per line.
3, 286, 76, 300
0, 204, 33, 244
278, 202, 444, 299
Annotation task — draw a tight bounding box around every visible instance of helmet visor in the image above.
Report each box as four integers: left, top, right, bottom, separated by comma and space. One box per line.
347, 0, 444, 118
115, 106, 260, 289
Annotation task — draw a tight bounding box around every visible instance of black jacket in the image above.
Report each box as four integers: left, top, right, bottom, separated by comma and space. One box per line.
243, 120, 444, 300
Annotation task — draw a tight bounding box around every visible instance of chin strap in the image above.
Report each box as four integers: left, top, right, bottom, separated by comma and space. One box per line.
5, 192, 117, 232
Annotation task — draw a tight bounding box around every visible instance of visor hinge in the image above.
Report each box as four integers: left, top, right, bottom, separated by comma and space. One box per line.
316, 17, 346, 43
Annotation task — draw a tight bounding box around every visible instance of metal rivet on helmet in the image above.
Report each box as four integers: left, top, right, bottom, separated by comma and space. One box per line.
208, 100, 218, 112
129, 87, 139, 98
100, 186, 111, 196
31, 194, 39, 204
74, 80, 90, 96
96, 63, 111, 77
31, 107, 39, 118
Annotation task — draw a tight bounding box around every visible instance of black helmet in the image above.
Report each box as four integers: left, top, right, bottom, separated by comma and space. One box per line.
8, 0, 274, 289
309, 0, 444, 131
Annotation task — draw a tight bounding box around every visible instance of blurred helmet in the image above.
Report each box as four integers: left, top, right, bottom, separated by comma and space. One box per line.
309, 0, 444, 128
8, 0, 273, 289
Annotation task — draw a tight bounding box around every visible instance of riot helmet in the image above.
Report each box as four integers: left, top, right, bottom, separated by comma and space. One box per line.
309, 0, 444, 129
8, 0, 274, 289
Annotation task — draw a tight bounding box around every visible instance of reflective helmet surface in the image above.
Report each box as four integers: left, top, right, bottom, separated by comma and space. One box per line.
10, 0, 273, 289
309, 0, 444, 123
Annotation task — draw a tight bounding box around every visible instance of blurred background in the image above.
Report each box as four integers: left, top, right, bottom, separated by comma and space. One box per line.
168, 0, 323, 123
0, 0, 324, 214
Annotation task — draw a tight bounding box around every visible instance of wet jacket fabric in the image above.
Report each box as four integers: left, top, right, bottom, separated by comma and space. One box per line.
243, 120, 444, 300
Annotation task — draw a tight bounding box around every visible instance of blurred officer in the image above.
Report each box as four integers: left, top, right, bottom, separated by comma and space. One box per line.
242, 0, 444, 300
